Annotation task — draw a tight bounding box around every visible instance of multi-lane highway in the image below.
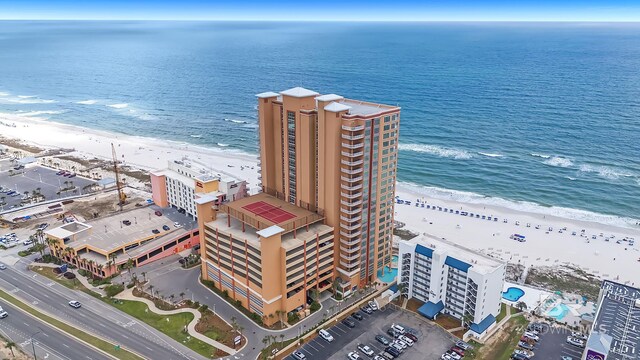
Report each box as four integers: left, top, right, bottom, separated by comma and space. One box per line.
0, 261, 208, 360
0, 299, 112, 360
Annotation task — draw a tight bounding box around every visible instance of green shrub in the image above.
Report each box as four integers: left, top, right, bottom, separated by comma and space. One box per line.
310, 302, 321, 312
104, 284, 124, 297
199, 304, 208, 312
288, 313, 300, 324
126, 283, 135, 289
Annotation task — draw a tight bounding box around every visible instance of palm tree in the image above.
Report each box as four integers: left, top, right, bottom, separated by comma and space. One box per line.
148, 284, 155, 297
279, 334, 285, 348
179, 291, 185, 301
516, 301, 527, 312
141, 271, 147, 282
97, 264, 104, 277
5, 341, 16, 357
126, 258, 135, 281
262, 335, 269, 347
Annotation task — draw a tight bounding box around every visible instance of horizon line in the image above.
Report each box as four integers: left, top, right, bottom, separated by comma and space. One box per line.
1, 19, 640, 23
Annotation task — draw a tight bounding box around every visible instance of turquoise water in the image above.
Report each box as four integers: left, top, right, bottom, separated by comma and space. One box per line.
547, 303, 570, 321
391, 255, 398, 264
502, 287, 525, 302
1, 22, 639, 226
377, 266, 397, 283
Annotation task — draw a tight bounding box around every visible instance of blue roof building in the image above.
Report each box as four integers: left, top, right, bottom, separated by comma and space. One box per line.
398, 235, 506, 339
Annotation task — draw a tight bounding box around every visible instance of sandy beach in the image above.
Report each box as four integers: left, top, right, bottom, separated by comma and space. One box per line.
2, 112, 639, 285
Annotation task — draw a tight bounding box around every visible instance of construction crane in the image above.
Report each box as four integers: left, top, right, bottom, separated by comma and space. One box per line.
111, 143, 126, 209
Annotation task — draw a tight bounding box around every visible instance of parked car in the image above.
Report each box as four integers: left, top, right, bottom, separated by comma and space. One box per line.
440, 355, 453, 360
178, 208, 186, 214
342, 318, 356, 328
391, 324, 405, 335
174, 222, 182, 228
384, 347, 400, 358
374, 355, 387, 360
162, 225, 170, 231
566, 336, 585, 348
68, 300, 81, 308
0, 311, 7, 319
450, 347, 464, 357
445, 351, 461, 360
517, 341, 534, 351
387, 328, 400, 338
347, 352, 361, 360
511, 353, 527, 360
523, 332, 539, 341
380, 352, 395, 360
152, 229, 160, 234
357, 344, 375, 357
375, 335, 390, 345
403, 332, 418, 342
361, 306, 373, 314
292, 351, 306, 360
318, 329, 334, 342
368, 300, 378, 310
393, 339, 407, 350
513, 349, 534, 359
571, 332, 588, 340
23, 239, 33, 246
122, 220, 131, 226
154, 210, 162, 216
399, 335, 414, 346
351, 312, 364, 321
0, 264, 6, 270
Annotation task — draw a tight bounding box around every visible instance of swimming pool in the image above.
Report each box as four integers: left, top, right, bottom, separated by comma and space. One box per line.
377, 266, 398, 283
546, 303, 570, 321
502, 287, 525, 302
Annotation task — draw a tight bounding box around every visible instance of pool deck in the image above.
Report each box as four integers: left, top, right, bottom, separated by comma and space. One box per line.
501, 281, 552, 312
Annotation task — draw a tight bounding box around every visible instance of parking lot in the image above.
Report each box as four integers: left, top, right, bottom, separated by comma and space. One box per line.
287, 305, 455, 360
521, 323, 585, 360
0, 160, 95, 211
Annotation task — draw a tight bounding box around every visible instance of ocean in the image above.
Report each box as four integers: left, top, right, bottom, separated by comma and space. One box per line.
0, 21, 639, 226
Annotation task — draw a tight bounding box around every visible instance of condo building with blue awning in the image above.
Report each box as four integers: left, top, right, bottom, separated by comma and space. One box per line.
398, 235, 506, 339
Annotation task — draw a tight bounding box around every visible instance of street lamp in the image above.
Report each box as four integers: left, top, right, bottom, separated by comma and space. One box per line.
30, 329, 42, 360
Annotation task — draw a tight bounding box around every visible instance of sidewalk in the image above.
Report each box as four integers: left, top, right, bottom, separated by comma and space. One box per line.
115, 287, 237, 355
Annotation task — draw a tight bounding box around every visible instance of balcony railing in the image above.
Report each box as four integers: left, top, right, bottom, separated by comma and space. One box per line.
341, 167, 363, 175
340, 214, 362, 223
341, 151, 364, 158
339, 259, 360, 269
342, 125, 365, 131
340, 230, 361, 239
341, 183, 363, 192
341, 199, 363, 207
341, 207, 360, 215
341, 159, 364, 166
341, 175, 363, 183
340, 237, 361, 246
341, 191, 363, 199
340, 245, 360, 254
341, 222, 360, 231
342, 142, 364, 150
342, 133, 365, 141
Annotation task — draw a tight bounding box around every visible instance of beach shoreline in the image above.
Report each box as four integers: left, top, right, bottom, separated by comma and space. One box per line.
1, 112, 639, 284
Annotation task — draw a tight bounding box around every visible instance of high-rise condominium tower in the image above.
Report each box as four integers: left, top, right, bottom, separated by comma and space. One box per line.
256, 87, 400, 291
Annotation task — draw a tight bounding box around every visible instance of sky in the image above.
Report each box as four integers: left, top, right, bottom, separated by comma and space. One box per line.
0, 0, 639, 21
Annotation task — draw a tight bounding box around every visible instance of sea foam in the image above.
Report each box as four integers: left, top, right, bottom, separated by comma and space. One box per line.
543, 156, 573, 168
399, 143, 473, 159
107, 103, 128, 109
478, 152, 504, 158
579, 164, 635, 180
77, 100, 98, 105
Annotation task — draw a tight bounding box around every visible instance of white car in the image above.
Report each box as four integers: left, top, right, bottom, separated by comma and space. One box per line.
571, 332, 587, 340
566, 336, 585, 348
368, 300, 378, 311
357, 344, 374, 357
393, 339, 407, 349
292, 351, 306, 360
318, 329, 334, 342
348, 352, 361, 360
68, 300, 82, 309
523, 332, 539, 341
0, 311, 7, 319
174, 222, 182, 228
0, 264, 6, 270
441, 354, 452, 360
399, 335, 414, 346
445, 352, 461, 360
23, 239, 33, 246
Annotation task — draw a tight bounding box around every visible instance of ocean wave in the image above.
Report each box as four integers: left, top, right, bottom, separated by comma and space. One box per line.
566, 176, 577, 181
217, 143, 230, 147
579, 164, 635, 180
543, 156, 573, 168
224, 118, 248, 124
0, 92, 9, 96
478, 152, 504, 158
398, 143, 473, 159
107, 103, 128, 109
190, 134, 202, 138
397, 181, 639, 229
530, 153, 551, 159
77, 99, 98, 105
0, 96, 57, 104
17, 110, 67, 117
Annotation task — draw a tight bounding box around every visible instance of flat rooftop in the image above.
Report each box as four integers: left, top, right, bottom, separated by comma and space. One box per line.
51, 207, 190, 254
220, 193, 323, 233
408, 234, 505, 274
339, 98, 399, 116
592, 280, 640, 360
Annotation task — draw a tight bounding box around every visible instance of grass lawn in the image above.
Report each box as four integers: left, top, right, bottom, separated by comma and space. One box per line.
110, 299, 218, 358
30, 265, 85, 290
466, 315, 529, 360
0, 289, 142, 360
435, 314, 462, 330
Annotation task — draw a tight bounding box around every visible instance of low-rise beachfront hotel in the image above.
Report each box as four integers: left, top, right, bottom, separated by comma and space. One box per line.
256, 88, 400, 291
196, 192, 334, 325
582, 280, 640, 360
398, 235, 506, 338
151, 159, 249, 219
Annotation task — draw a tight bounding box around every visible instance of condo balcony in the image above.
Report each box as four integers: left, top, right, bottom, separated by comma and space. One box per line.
341, 159, 364, 166
340, 214, 362, 223
341, 222, 360, 231
341, 133, 365, 141
340, 251, 360, 262
341, 199, 363, 207
341, 167, 363, 175
342, 142, 364, 150
340, 237, 361, 247
340, 206, 360, 215
339, 259, 360, 268
341, 124, 365, 132
341, 151, 364, 158
341, 183, 363, 192
341, 175, 363, 183
340, 245, 360, 254
340, 230, 361, 239
341, 191, 363, 199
